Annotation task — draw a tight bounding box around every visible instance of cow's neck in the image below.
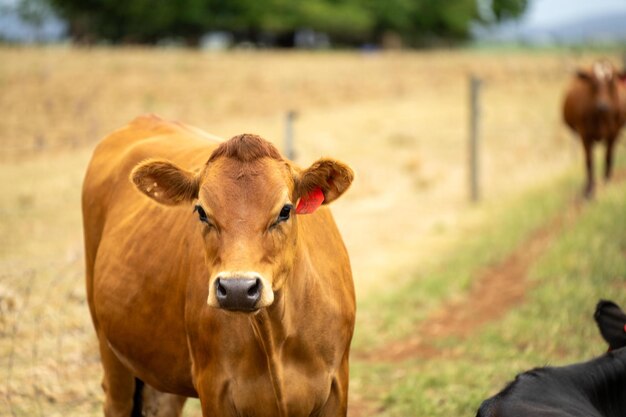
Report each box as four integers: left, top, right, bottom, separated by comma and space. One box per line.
247, 246, 319, 416
249, 292, 289, 417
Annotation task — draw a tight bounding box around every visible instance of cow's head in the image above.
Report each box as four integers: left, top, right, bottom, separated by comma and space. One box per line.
576, 60, 623, 113
130, 134, 353, 312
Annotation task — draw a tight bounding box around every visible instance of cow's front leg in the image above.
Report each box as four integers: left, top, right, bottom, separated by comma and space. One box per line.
582, 138, 595, 199
604, 135, 617, 181
97, 335, 137, 417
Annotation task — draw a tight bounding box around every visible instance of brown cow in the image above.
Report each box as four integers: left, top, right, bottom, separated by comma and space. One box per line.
563, 60, 626, 198
82, 115, 356, 417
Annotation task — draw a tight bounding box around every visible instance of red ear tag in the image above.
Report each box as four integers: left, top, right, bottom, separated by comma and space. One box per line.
296, 188, 324, 214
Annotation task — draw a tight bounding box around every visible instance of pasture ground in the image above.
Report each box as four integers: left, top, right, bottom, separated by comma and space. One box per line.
0, 47, 625, 417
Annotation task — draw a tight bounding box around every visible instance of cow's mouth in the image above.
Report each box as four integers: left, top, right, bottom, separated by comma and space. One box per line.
220, 305, 262, 314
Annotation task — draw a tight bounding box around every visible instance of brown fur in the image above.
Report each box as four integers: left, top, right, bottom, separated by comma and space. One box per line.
563, 60, 626, 198
82, 114, 355, 417
207, 133, 283, 163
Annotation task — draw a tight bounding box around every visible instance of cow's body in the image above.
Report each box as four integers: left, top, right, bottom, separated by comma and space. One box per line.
82, 115, 355, 417
477, 348, 626, 417
563, 61, 626, 197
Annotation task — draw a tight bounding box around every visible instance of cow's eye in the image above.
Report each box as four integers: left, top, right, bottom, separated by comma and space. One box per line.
276, 204, 293, 223
194, 205, 210, 224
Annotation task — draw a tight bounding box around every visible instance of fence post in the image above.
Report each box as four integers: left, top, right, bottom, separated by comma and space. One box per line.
469, 75, 483, 203
284, 110, 297, 160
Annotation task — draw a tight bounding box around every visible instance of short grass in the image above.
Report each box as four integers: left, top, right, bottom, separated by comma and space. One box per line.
350, 153, 626, 416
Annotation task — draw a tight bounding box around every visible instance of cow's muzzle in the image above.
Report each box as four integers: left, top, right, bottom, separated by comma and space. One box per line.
595, 100, 611, 114
215, 277, 262, 311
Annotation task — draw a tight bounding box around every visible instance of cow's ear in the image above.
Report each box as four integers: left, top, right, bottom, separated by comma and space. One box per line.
130, 159, 199, 206
576, 69, 593, 82
296, 158, 354, 212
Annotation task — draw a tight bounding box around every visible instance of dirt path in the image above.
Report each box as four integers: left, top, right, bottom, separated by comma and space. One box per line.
359, 203, 580, 362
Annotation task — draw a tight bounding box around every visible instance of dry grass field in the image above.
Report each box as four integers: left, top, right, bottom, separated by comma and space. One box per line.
1, 46, 624, 416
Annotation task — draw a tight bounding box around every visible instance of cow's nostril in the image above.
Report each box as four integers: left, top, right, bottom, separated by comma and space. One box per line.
247, 278, 261, 297
216, 279, 227, 297
596, 101, 611, 113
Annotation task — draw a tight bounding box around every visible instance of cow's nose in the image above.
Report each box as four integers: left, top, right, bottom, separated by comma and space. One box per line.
596, 101, 611, 113
215, 277, 262, 311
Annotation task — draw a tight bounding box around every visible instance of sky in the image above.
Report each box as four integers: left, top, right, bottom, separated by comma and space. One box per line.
521, 0, 626, 28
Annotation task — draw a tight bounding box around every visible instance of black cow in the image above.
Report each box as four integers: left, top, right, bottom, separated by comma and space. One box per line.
477, 300, 626, 417
476, 347, 626, 417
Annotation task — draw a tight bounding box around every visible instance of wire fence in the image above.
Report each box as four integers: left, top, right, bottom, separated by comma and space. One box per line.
0, 255, 102, 417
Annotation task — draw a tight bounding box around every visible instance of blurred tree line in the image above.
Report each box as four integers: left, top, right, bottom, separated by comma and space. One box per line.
34, 0, 527, 46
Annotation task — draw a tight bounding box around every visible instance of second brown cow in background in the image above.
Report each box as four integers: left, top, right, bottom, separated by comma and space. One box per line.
563, 60, 626, 198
